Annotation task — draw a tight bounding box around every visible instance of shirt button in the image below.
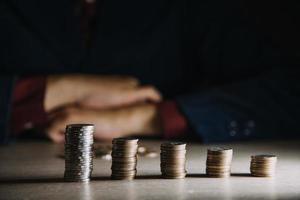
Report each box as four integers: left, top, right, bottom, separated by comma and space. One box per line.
243, 129, 251, 136
24, 122, 33, 129
230, 121, 238, 128
247, 120, 255, 128
229, 130, 237, 136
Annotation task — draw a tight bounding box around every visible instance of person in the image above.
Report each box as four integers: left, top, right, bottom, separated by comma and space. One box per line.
1, 0, 299, 144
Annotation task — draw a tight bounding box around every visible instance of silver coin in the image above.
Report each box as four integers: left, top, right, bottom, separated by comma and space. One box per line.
64, 124, 94, 182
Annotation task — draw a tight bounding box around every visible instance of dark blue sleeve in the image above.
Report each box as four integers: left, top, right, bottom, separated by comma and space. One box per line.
176, 67, 300, 143
0, 76, 15, 144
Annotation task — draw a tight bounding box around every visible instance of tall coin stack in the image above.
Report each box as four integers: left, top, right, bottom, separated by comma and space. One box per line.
160, 142, 187, 179
64, 124, 94, 182
250, 155, 277, 177
206, 147, 233, 178
111, 138, 138, 180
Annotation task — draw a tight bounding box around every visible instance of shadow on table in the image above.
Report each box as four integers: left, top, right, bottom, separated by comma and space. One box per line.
231, 173, 252, 177
0, 177, 65, 184
187, 173, 252, 178
92, 176, 112, 181
135, 175, 161, 180
0, 176, 118, 184
0, 176, 129, 185
89, 175, 164, 180
187, 173, 207, 178
0, 173, 254, 184
0, 175, 176, 184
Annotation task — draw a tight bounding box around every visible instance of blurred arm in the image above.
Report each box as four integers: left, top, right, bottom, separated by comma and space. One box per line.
176, 67, 300, 143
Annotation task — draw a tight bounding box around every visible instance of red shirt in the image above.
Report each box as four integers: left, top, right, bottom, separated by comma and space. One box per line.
11, 77, 48, 135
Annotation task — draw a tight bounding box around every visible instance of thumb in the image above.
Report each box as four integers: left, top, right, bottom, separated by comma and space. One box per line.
46, 121, 66, 143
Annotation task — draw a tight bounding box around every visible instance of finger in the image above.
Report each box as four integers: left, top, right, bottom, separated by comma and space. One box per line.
130, 86, 162, 103
98, 75, 140, 89
47, 124, 65, 143
119, 76, 140, 88
48, 104, 80, 120
46, 110, 73, 143
47, 107, 68, 120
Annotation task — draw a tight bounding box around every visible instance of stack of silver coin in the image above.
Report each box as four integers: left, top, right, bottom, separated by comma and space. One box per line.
206, 147, 233, 178
160, 142, 187, 179
250, 155, 277, 177
111, 138, 138, 180
64, 124, 94, 182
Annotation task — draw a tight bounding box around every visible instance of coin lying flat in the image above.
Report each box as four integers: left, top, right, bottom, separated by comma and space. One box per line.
206, 147, 233, 178
111, 138, 138, 180
64, 124, 94, 182
250, 154, 277, 177
160, 142, 187, 179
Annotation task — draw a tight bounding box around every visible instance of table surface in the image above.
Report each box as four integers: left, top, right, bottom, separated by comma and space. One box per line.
0, 140, 300, 200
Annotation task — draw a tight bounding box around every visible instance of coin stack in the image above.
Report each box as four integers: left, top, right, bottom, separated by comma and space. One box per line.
64, 124, 94, 182
250, 155, 277, 177
111, 138, 138, 180
160, 142, 187, 179
206, 147, 233, 178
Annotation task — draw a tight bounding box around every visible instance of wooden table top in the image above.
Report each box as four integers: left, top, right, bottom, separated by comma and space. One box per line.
0, 140, 299, 200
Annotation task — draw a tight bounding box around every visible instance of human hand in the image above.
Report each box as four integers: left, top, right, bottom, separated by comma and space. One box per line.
46, 103, 162, 143
44, 74, 162, 112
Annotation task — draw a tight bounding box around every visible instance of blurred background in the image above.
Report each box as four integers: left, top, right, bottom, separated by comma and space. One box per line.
1, 0, 300, 144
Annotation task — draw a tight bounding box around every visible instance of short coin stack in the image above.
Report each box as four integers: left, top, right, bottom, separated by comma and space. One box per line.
111, 138, 138, 180
160, 142, 187, 179
250, 155, 277, 177
64, 124, 94, 182
206, 147, 233, 178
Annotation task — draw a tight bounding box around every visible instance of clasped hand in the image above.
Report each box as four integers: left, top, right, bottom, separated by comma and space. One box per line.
45, 74, 162, 143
